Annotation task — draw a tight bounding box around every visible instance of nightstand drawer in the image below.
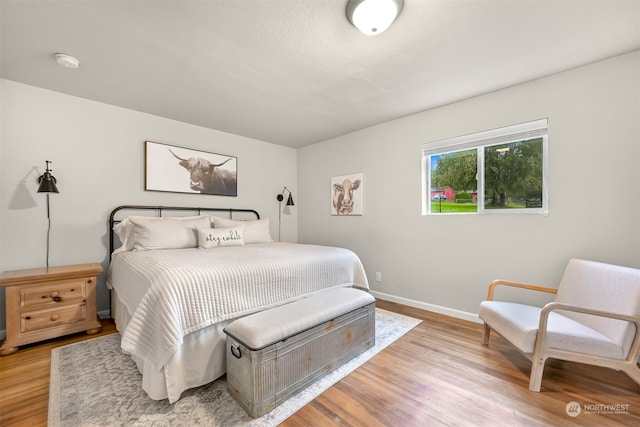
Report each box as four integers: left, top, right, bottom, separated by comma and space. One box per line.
21, 279, 87, 307
22, 304, 87, 332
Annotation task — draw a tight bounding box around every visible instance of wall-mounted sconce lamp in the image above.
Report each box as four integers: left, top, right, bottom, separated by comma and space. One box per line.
276, 187, 295, 207
37, 160, 60, 268
276, 187, 295, 241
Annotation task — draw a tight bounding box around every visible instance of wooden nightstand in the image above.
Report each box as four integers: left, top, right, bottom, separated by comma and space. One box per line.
0, 263, 103, 356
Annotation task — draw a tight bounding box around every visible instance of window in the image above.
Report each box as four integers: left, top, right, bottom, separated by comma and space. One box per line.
422, 119, 548, 215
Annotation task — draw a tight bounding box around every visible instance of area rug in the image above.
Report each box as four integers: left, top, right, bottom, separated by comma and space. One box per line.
49, 308, 421, 426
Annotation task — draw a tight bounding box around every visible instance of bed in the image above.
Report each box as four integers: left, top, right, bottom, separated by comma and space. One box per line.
106, 205, 369, 403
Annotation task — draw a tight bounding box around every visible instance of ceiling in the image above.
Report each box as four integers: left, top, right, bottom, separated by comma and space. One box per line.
1, 1, 639, 148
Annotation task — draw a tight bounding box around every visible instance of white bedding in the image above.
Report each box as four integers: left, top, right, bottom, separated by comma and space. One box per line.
107, 242, 369, 402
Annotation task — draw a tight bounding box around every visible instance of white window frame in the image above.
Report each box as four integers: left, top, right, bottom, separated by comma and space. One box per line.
422, 119, 549, 215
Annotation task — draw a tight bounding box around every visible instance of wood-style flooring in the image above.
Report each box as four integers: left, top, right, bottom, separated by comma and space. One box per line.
0, 319, 117, 426
0, 300, 638, 426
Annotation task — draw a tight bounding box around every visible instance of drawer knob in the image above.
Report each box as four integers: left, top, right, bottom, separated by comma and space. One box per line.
50, 314, 60, 321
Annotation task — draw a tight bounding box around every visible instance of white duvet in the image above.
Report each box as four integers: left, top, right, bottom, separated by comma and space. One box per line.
107, 242, 369, 371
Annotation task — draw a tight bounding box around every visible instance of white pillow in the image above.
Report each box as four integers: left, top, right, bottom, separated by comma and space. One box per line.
197, 225, 245, 249
113, 217, 135, 254
210, 216, 272, 244
114, 215, 208, 247
126, 215, 211, 251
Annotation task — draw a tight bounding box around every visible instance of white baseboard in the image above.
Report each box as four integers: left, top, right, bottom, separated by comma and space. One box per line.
370, 290, 483, 324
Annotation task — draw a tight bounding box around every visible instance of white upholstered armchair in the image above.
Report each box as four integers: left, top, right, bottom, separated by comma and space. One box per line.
479, 258, 640, 392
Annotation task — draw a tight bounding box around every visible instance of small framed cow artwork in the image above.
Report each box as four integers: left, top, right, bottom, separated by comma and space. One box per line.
145, 141, 237, 196
331, 173, 363, 216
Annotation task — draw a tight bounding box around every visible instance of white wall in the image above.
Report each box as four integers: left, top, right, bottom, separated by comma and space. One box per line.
0, 80, 298, 328
298, 51, 640, 321
1, 52, 638, 334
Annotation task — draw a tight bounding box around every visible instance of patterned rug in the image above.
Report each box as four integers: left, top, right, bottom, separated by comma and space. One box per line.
49, 308, 421, 426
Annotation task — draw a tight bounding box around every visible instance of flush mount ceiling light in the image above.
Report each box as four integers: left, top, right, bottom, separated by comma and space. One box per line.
346, 0, 403, 36
53, 53, 80, 69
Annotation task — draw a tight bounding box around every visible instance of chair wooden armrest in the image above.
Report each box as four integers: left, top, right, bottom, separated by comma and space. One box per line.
529, 301, 640, 391
486, 279, 558, 301
537, 302, 640, 364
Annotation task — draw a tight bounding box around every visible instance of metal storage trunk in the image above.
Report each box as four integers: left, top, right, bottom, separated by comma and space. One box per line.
224, 287, 375, 418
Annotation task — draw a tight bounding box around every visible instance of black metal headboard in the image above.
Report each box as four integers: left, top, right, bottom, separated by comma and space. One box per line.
108, 205, 260, 255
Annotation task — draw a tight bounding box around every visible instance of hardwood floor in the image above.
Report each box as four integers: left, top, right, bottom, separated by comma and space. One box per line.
284, 301, 640, 427
0, 320, 117, 427
0, 301, 638, 426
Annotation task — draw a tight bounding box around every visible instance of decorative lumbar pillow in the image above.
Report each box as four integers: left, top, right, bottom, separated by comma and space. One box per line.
128, 215, 211, 251
209, 217, 272, 244
197, 224, 245, 249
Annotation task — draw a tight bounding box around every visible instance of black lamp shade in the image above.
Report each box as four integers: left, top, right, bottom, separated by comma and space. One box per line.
37, 171, 59, 193
277, 186, 294, 206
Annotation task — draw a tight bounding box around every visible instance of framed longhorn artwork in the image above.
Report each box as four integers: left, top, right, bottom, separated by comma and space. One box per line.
331, 173, 363, 216
145, 141, 237, 196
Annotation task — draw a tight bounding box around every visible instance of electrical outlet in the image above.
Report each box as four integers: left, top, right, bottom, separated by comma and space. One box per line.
375, 272, 382, 282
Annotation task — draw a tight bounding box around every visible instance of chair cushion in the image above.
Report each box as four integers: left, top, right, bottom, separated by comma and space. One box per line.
479, 301, 627, 359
